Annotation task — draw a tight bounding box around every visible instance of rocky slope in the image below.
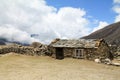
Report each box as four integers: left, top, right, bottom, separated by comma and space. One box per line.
83, 21, 120, 46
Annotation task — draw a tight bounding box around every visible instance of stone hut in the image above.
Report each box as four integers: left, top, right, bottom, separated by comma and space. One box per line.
49, 39, 113, 60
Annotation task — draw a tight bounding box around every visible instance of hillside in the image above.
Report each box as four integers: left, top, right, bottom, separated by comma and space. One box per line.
83, 21, 120, 45
0, 38, 29, 46
0, 38, 7, 45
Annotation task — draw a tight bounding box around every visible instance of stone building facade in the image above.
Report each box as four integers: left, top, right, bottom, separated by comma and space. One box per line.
49, 39, 113, 60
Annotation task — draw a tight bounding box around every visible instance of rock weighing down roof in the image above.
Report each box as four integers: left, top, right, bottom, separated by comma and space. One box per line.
50, 39, 103, 48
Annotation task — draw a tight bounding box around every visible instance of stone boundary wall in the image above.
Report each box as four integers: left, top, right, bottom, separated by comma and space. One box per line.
0, 44, 50, 56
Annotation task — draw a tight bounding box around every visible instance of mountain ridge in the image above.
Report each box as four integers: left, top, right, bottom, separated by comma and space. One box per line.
82, 21, 120, 46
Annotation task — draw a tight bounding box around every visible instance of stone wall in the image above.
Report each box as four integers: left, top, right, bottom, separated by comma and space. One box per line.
0, 44, 50, 56
64, 48, 74, 57
96, 41, 113, 60
50, 46, 112, 60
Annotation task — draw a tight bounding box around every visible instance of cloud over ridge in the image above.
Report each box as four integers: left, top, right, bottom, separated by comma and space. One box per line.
0, 0, 91, 44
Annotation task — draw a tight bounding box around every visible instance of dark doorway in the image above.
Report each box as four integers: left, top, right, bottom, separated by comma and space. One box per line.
56, 48, 64, 59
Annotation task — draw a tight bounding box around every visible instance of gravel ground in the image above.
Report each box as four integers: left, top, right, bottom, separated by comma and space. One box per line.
0, 53, 120, 80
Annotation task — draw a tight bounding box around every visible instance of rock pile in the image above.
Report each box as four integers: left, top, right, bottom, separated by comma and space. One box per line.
0, 42, 51, 56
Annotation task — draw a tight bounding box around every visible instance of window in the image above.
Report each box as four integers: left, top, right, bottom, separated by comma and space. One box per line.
74, 49, 84, 58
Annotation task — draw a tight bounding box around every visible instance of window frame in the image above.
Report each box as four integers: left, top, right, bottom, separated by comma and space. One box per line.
74, 49, 84, 58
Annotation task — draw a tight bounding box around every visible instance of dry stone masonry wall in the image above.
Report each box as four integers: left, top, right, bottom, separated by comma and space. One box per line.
0, 43, 51, 56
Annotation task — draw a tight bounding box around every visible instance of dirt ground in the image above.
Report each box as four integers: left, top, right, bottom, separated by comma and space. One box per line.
0, 53, 120, 80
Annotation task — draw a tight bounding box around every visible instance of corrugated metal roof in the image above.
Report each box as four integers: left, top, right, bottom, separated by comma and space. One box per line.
50, 39, 102, 48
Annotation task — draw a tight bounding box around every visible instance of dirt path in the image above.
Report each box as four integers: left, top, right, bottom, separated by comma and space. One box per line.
0, 53, 120, 80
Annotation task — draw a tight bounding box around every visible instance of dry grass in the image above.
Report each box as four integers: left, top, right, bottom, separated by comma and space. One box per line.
0, 53, 120, 80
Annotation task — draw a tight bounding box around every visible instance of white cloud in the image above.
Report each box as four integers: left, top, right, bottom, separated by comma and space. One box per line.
0, 25, 39, 44
113, 5, 120, 13
92, 21, 109, 32
113, 0, 120, 22
114, 0, 120, 4
113, 5, 120, 22
115, 14, 120, 22
0, 0, 91, 44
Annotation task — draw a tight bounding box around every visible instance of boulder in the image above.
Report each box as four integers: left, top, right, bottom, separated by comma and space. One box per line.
30, 42, 42, 48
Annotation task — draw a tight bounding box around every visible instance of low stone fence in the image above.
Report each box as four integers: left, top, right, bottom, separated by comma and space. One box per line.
0, 44, 50, 56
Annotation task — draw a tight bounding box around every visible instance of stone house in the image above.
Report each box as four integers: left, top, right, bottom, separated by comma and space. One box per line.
49, 39, 113, 60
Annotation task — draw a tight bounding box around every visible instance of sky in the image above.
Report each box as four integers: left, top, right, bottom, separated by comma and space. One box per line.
0, 0, 120, 44
46, 0, 114, 23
